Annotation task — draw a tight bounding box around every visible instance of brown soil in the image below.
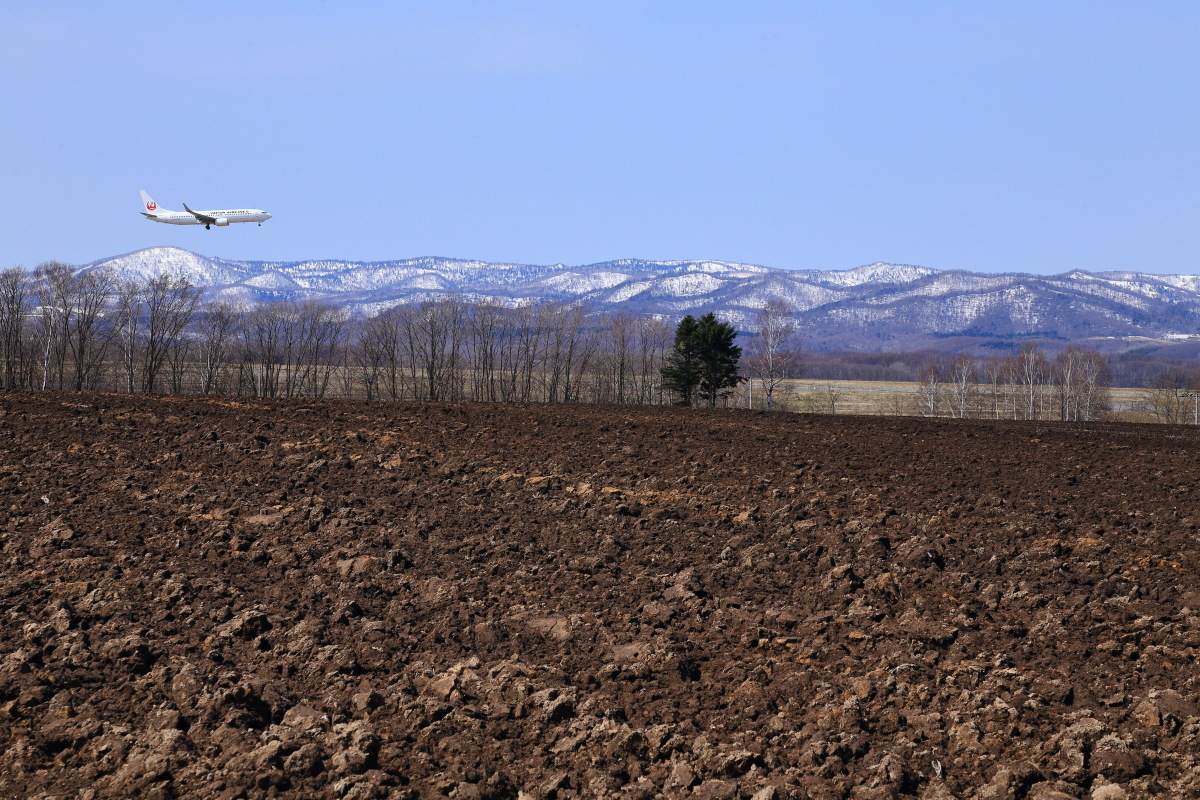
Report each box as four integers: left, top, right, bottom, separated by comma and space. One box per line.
1, 392, 1198, 800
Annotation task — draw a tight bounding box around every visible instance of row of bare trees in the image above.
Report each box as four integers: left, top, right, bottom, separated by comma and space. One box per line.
0, 264, 678, 404
1, 263, 199, 394
913, 343, 1111, 421
348, 300, 674, 404
1140, 367, 1200, 424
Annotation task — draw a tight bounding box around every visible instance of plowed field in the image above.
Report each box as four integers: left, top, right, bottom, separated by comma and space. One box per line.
2, 392, 1198, 800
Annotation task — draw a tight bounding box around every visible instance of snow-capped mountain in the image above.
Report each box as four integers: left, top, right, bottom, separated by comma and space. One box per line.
80, 247, 1200, 351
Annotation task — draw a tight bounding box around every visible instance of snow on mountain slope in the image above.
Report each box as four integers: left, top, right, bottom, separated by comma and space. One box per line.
1154, 274, 1200, 292
653, 273, 727, 297
243, 272, 301, 290
669, 260, 771, 277
82, 247, 248, 285
799, 262, 937, 287
541, 271, 632, 293
606, 281, 654, 303
723, 277, 845, 312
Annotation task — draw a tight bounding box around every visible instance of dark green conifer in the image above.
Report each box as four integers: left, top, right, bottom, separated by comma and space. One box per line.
660, 312, 743, 406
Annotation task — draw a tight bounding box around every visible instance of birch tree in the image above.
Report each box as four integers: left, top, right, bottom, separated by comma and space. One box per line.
946, 355, 977, 419
1011, 343, 1049, 420
33, 262, 75, 390
916, 362, 943, 417
747, 300, 799, 411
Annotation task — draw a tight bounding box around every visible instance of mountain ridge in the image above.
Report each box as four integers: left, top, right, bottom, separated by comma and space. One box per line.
80, 247, 1200, 352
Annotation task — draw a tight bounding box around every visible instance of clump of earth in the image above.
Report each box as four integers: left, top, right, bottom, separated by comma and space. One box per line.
1, 392, 1197, 799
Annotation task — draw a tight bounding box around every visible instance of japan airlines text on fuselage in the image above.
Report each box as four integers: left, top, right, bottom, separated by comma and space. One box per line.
139, 190, 271, 229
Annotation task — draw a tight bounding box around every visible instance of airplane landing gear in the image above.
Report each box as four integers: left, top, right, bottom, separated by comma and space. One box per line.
205, 224, 211, 230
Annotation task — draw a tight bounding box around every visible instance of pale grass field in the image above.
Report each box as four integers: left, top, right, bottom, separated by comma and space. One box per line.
168, 361, 1175, 424
732, 378, 1163, 422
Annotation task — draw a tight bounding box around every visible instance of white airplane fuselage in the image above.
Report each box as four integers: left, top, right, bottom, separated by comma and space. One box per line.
144, 209, 272, 226
139, 191, 271, 229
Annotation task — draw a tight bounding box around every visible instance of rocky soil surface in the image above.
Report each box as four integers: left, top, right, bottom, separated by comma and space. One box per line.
1, 392, 1198, 799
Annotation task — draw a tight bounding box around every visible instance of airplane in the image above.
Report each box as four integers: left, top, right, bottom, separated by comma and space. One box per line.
139, 190, 271, 229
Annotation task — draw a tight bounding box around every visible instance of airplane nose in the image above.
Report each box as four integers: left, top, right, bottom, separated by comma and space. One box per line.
264, 214, 272, 220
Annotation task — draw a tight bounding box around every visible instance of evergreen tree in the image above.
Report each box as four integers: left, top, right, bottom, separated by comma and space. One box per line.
660, 312, 743, 406
660, 314, 702, 405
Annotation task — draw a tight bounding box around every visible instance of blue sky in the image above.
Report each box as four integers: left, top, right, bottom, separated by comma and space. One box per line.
3, 2, 1199, 274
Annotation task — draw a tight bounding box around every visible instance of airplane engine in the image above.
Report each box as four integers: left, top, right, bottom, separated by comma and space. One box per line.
214, 217, 230, 227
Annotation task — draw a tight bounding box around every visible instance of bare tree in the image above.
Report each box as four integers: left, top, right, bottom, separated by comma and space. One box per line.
806, 384, 840, 414
277, 304, 307, 398
467, 300, 506, 402
980, 356, 1008, 420
1075, 347, 1111, 421
113, 280, 143, 393
496, 302, 547, 402
570, 310, 599, 403
245, 303, 285, 396
72, 269, 122, 391
1142, 367, 1198, 424
596, 310, 635, 404
352, 313, 389, 401
542, 302, 593, 403
747, 300, 799, 411
946, 355, 977, 418
238, 301, 347, 399
376, 310, 407, 401
318, 306, 350, 398
916, 362, 943, 417
1053, 345, 1110, 421
33, 262, 75, 390
401, 298, 466, 401
167, 336, 192, 393
0, 267, 32, 389
197, 301, 244, 395
299, 301, 348, 398
333, 331, 358, 399
30, 264, 120, 392
634, 316, 672, 404
140, 274, 201, 393
1010, 342, 1049, 420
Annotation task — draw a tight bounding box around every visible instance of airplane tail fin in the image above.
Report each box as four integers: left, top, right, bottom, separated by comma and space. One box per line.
139, 190, 162, 214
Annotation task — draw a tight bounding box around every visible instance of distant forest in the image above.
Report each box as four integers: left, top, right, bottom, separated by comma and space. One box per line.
797, 347, 1200, 388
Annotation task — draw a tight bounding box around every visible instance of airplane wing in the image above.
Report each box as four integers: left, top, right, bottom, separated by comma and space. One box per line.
182, 203, 217, 225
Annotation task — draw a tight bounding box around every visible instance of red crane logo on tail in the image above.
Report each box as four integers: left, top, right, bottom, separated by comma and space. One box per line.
146, 201, 157, 211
